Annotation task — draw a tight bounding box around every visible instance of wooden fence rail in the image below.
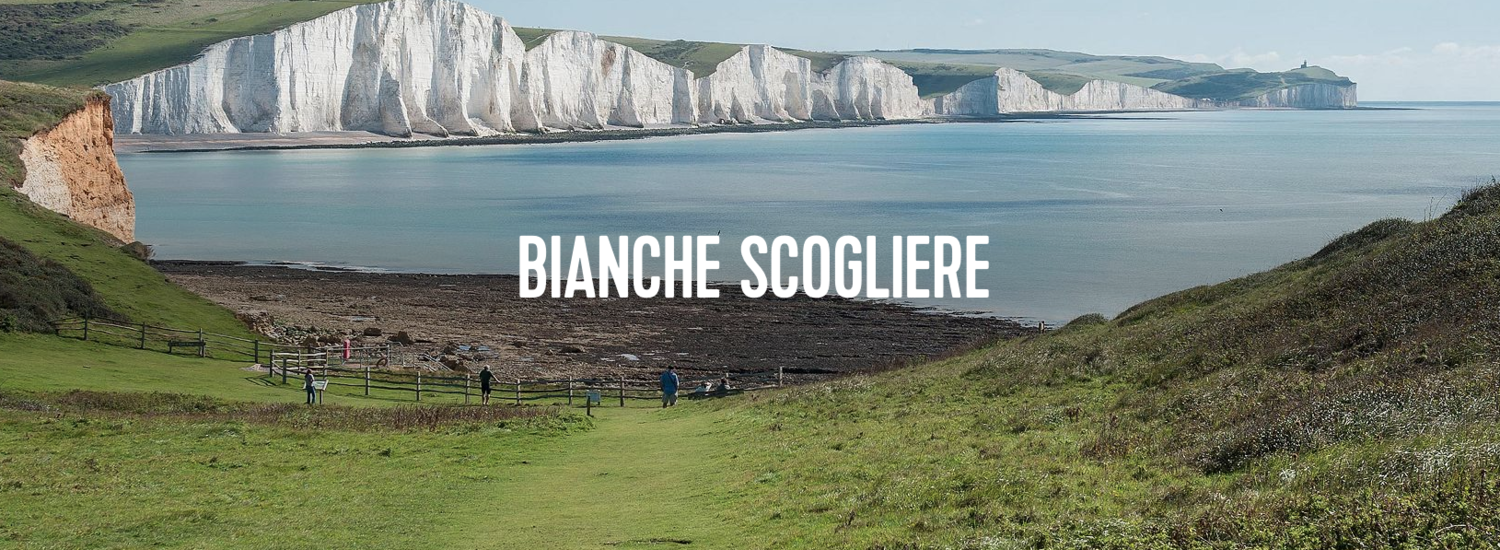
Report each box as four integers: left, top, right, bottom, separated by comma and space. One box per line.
50, 316, 400, 367
52, 316, 787, 406
270, 364, 784, 406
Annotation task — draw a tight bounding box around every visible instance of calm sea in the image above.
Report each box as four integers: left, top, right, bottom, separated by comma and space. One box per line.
119, 103, 1500, 323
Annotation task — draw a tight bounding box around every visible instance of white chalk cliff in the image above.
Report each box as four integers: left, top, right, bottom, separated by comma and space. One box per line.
103, 0, 1351, 137
694, 47, 928, 123
934, 68, 1206, 115
1239, 83, 1358, 109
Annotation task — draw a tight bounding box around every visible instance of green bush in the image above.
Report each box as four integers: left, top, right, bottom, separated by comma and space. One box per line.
0, 236, 122, 332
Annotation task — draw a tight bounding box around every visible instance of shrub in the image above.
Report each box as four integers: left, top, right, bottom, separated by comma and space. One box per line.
0, 236, 123, 331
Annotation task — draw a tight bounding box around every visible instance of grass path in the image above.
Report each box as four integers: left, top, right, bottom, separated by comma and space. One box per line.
1, 335, 764, 549
472, 407, 755, 549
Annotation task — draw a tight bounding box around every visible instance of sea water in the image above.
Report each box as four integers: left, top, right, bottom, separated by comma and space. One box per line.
119, 103, 1500, 322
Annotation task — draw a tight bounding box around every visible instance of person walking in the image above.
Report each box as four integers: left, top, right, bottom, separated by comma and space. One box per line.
303, 369, 317, 405
479, 366, 494, 405
660, 367, 680, 408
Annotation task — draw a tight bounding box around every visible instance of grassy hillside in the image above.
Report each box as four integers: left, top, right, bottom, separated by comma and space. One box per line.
848, 48, 1227, 88
0, 183, 250, 338
2, 81, 249, 335
3, 80, 237, 337
704, 183, 1500, 547
1154, 65, 1354, 101
0, 0, 384, 86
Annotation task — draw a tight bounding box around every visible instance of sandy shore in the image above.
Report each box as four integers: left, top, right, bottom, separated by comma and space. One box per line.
157, 261, 1033, 382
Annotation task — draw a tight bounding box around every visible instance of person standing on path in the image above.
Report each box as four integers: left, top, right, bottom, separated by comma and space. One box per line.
480, 366, 495, 405
304, 369, 317, 405
660, 367, 680, 408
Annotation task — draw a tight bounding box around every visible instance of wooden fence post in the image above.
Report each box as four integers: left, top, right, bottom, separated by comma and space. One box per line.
515, 378, 521, 406
364, 367, 370, 396
82, 317, 89, 342
567, 378, 574, 406
465, 375, 471, 405
778, 366, 784, 387
139, 323, 147, 349
416, 371, 422, 402
618, 375, 625, 407
197, 329, 205, 357
280, 356, 288, 385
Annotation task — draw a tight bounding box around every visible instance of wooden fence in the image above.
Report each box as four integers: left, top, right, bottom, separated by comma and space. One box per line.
270, 363, 784, 406
51, 316, 786, 406
51, 317, 405, 367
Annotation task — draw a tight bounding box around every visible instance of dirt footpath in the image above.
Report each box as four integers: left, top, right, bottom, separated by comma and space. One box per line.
157, 261, 1033, 381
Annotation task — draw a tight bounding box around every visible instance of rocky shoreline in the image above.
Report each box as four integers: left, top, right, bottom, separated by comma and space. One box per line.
155, 261, 1034, 382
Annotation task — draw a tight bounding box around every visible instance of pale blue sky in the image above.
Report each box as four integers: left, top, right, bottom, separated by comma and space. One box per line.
470, 0, 1499, 101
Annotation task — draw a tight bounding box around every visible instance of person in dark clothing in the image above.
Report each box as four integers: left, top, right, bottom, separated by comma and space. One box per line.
480, 366, 495, 405
304, 370, 317, 405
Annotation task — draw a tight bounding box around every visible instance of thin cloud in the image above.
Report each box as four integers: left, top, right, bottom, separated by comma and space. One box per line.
1178, 48, 1284, 71
1325, 47, 1413, 67
1432, 42, 1500, 60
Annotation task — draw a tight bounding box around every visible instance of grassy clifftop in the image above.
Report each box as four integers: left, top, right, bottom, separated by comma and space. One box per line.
0, 80, 98, 187
1154, 65, 1355, 100
0, 0, 385, 86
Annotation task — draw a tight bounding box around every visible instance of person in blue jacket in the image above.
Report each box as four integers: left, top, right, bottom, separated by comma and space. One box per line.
660, 367, 680, 408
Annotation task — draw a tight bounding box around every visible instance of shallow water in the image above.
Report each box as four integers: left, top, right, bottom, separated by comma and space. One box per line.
119, 103, 1500, 322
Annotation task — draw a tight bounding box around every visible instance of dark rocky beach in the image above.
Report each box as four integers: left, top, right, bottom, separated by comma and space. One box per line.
156, 261, 1034, 382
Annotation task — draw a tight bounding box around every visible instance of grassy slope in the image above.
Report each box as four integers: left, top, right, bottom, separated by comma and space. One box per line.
2, 79, 249, 337
0, 333, 358, 403
706, 185, 1500, 547
1, 0, 384, 87
0, 186, 251, 336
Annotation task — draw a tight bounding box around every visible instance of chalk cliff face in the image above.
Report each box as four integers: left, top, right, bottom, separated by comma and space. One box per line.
1240, 83, 1358, 109
103, 0, 1350, 136
104, 0, 933, 136
107, 0, 531, 136
522, 30, 695, 129
16, 95, 134, 242
818, 56, 930, 120
695, 48, 928, 123
934, 68, 1204, 115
